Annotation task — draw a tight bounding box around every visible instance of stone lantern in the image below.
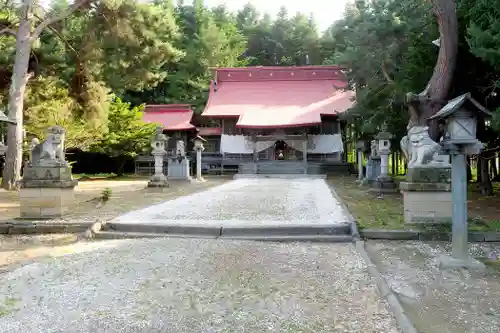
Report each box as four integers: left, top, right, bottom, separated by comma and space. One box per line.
192, 135, 207, 181
428, 93, 492, 270
148, 126, 170, 188
369, 127, 396, 192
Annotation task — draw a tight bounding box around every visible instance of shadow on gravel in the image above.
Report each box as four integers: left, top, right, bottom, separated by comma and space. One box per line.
366, 240, 500, 333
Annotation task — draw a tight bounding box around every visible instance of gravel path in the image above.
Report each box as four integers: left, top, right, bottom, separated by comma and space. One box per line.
366, 241, 500, 333
0, 238, 399, 333
112, 178, 350, 227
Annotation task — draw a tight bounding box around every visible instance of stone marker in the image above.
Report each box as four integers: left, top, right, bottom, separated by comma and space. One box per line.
167, 140, 191, 181
20, 126, 78, 218
360, 140, 381, 186
148, 126, 169, 188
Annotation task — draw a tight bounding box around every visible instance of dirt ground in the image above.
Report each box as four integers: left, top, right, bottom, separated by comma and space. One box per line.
0, 176, 230, 269
366, 240, 500, 333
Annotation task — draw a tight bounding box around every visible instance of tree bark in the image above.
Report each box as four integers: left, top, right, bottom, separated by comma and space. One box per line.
479, 155, 493, 196
1, 0, 91, 190
1, 2, 33, 190
406, 0, 458, 141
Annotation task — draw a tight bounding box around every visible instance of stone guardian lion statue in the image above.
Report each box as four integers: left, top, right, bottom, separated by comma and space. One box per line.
30, 126, 66, 166
400, 125, 449, 168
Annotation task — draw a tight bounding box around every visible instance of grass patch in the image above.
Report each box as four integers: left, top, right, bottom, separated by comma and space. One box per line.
328, 175, 500, 231
327, 175, 405, 230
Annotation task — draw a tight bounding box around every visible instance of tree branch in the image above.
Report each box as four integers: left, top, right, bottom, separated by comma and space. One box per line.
381, 61, 394, 83
0, 27, 16, 37
31, 0, 91, 41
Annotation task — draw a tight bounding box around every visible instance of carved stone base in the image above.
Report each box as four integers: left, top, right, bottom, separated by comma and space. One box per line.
167, 158, 191, 181
406, 166, 451, 183
23, 165, 73, 182
400, 181, 452, 224
19, 165, 77, 219
147, 174, 170, 188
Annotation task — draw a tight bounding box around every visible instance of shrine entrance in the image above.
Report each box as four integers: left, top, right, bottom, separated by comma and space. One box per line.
273, 140, 302, 160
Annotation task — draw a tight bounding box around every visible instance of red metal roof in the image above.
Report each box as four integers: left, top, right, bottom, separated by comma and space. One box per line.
202, 66, 355, 128
143, 104, 195, 131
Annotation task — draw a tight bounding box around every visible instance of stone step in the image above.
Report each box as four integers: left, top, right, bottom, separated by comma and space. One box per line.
104, 223, 352, 237
95, 231, 353, 243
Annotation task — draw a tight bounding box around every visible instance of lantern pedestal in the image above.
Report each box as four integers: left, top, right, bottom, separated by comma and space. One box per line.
400, 167, 452, 224
168, 158, 192, 182
369, 175, 396, 193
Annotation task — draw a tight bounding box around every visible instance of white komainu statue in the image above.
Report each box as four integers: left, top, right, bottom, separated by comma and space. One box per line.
176, 140, 186, 157
30, 126, 66, 166
400, 125, 449, 168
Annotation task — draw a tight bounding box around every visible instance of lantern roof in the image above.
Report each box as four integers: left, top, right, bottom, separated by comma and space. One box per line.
429, 93, 492, 120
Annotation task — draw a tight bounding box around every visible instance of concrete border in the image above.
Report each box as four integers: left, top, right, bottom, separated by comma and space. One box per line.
105, 223, 223, 237
101, 222, 353, 241
220, 223, 351, 237
360, 227, 500, 242
0, 222, 91, 235
355, 240, 418, 333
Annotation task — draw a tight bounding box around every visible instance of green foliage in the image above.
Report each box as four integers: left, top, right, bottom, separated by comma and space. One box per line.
24, 76, 105, 150
1, 0, 499, 161
90, 97, 156, 158
101, 187, 112, 202
466, 0, 500, 67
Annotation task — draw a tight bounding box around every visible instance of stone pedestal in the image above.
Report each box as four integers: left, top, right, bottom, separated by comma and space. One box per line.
400, 167, 452, 224
148, 152, 169, 188
360, 156, 381, 186
168, 158, 191, 181
370, 175, 396, 193
19, 165, 78, 219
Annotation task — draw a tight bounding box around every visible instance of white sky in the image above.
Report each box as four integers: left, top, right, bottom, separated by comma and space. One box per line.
203, 0, 351, 32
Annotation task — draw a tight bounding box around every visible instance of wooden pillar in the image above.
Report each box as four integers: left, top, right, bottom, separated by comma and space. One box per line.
302, 138, 308, 174
252, 133, 258, 174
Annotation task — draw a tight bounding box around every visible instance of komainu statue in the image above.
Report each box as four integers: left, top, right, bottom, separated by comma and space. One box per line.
176, 140, 186, 157
400, 125, 449, 168
30, 126, 66, 166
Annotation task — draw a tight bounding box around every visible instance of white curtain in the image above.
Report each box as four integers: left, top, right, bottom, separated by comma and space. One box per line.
220, 134, 344, 154
220, 135, 274, 154
285, 134, 344, 153
308, 134, 344, 154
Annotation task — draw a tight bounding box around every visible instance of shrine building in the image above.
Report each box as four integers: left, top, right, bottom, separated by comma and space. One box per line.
136, 65, 356, 175
200, 65, 355, 174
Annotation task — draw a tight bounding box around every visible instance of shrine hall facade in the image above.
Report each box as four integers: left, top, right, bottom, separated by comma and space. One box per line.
137, 65, 355, 175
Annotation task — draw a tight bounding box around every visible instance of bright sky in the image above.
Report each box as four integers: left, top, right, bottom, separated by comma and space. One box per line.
203, 0, 351, 32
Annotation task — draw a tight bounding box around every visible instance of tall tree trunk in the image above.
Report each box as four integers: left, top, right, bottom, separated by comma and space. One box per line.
407, 0, 458, 141
1, 0, 89, 190
491, 157, 498, 180
1, 3, 32, 190
479, 155, 493, 196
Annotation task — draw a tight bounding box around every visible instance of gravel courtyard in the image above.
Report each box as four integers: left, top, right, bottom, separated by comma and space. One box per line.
111, 178, 351, 227
0, 238, 399, 333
